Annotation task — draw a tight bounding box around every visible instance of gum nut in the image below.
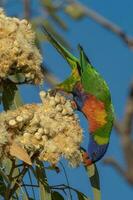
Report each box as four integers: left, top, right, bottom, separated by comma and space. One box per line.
40, 91, 47, 98
35, 144, 40, 149
50, 99, 56, 106
23, 132, 31, 138
42, 135, 47, 142
22, 114, 29, 121
16, 116, 23, 122
38, 128, 44, 134
62, 109, 68, 115
31, 74, 35, 79
9, 119, 17, 127
35, 132, 42, 140
55, 95, 60, 103
25, 72, 31, 78
44, 128, 49, 134
65, 101, 72, 108
55, 105, 63, 112
61, 96, 66, 104
40, 121, 45, 128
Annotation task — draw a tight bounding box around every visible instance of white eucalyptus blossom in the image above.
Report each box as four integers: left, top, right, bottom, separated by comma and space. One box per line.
0, 9, 43, 84
0, 91, 83, 166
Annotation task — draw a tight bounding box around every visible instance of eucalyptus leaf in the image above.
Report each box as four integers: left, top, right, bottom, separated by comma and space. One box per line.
0, 166, 10, 185
2, 80, 23, 111
9, 142, 32, 165
22, 193, 29, 200
51, 191, 64, 200
36, 161, 52, 200
0, 184, 6, 197
77, 191, 90, 200
8, 73, 25, 84
0, 95, 2, 104
85, 164, 101, 200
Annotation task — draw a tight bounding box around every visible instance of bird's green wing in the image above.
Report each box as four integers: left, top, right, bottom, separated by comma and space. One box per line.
78, 46, 114, 144
78, 45, 111, 106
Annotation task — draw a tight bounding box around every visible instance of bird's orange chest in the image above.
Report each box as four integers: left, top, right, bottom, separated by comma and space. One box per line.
82, 95, 107, 132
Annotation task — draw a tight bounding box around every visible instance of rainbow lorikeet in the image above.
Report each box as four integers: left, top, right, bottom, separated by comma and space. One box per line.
42, 27, 114, 165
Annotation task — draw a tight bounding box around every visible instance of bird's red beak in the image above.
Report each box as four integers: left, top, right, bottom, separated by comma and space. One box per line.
82, 152, 92, 166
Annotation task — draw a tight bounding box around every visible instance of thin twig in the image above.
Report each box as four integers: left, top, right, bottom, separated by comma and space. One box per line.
104, 82, 133, 185
60, 162, 73, 200
103, 158, 125, 176
27, 169, 36, 199
66, 0, 133, 49
113, 120, 122, 135
6, 165, 29, 199
23, 0, 30, 19
21, 184, 39, 188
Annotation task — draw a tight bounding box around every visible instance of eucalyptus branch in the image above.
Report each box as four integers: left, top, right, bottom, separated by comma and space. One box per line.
23, 0, 30, 19
50, 183, 80, 192
8, 159, 16, 180
21, 184, 39, 187
6, 165, 29, 200
27, 169, 36, 199
104, 82, 133, 185
103, 158, 126, 176
66, 0, 133, 49
60, 162, 72, 200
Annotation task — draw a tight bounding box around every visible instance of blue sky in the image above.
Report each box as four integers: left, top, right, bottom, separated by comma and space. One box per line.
4, 0, 133, 199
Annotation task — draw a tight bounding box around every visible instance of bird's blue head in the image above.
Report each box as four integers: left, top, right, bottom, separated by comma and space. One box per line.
72, 82, 87, 109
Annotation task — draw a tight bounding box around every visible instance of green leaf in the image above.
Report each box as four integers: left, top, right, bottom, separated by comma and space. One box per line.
85, 164, 101, 200
51, 184, 90, 200
52, 191, 64, 200
77, 191, 90, 200
2, 80, 23, 111
36, 161, 52, 200
8, 73, 25, 84
0, 166, 10, 185
0, 182, 6, 197
22, 193, 29, 200
22, 197, 34, 200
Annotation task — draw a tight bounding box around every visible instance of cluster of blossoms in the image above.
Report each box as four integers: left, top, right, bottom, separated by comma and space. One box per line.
0, 91, 83, 166
0, 8, 43, 84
